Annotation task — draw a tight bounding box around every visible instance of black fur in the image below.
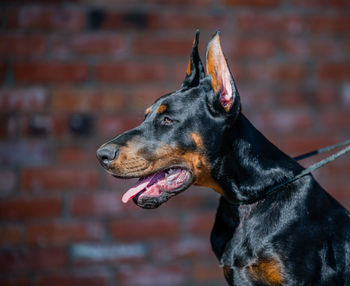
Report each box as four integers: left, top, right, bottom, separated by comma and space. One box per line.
97, 32, 350, 285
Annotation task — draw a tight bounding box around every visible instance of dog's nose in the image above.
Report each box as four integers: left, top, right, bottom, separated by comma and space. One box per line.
96, 144, 118, 168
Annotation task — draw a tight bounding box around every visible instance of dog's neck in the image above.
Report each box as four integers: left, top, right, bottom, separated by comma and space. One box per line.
212, 113, 304, 204
210, 113, 308, 260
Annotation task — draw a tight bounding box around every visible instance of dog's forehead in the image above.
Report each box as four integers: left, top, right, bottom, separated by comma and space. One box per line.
146, 87, 201, 115
160, 87, 201, 108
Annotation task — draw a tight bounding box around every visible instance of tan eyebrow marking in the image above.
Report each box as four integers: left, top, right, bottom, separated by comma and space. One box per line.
145, 107, 151, 116
191, 132, 203, 149
156, 105, 167, 114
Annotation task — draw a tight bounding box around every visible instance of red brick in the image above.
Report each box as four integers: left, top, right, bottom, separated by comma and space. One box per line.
0, 116, 18, 139
145, 0, 213, 4
0, 225, 22, 244
14, 62, 88, 83
53, 34, 125, 57
5, 0, 70, 2
0, 34, 46, 57
282, 38, 310, 59
0, 247, 66, 273
97, 115, 143, 137
232, 38, 276, 57
0, 170, 16, 196
109, 217, 179, 241
316, 178, 350, 200
167, 62, 194, 88
319, 157, 350, 178
51, 88, 125, 112
20, 114, 68, 137
0, 197, 62, 220
244, 62, 305, 83
70, 192, 125, 217
130, 87, 169, 112
274, 64, 306, 81
0, 141, 50, 167
185, 212, 215, 235
7, 7, 84, 31
311, 15, 350, 33
238, 13, 306, 34
278, 136, 337, 157
225, 0, 280, 7
311, 39, 342, 59
238, 85, 274, 110
341, 84, 350, 106
35, 272, 109, 286
21, 167, 98, 191
56, 147, 96, 165
19, 114, 53, 137
71, 243, 147, 265
277, 87, 308, 107
250, 109, 313, 134
320, 110, 350, 129
133, 36, 192, 57
161, 12, 223, 30
318, 63, 350, 81
96, 11, 159, 30
152, 237, 212, 261
117, 264, 186, 286
96, 62, 165, 83
0, 87, 48, 112
292, 0, 349, 7
26, 221, 102, 245
0, 62, 5, 83
315, 85, 338, 105
192, 263, 223, 283
0, 277, 29, 286
239, 62, 274, 82
51, 115, 68, 136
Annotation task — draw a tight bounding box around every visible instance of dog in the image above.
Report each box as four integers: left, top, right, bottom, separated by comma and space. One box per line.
97, 31, 350, 285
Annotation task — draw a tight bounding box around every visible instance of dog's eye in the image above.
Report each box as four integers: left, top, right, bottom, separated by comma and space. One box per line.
161, 116, 173, 125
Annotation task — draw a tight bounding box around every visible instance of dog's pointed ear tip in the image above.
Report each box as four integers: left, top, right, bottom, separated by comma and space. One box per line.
207, 31, 222, 52
193, 29, 200, 47
211, 30, 221, 41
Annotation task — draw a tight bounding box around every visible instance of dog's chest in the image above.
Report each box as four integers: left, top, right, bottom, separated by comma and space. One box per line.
215, 206, 284, 285
220, 237, 283, 286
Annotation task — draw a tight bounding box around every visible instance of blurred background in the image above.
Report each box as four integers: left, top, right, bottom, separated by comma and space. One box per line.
0, 0, 349, 285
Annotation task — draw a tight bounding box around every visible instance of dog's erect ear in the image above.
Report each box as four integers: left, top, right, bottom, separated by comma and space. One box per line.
182, 30, 205, 88
206, 31, 238, 113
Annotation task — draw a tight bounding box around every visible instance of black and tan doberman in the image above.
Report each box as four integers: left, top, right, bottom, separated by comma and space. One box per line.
97, 31, 350, 285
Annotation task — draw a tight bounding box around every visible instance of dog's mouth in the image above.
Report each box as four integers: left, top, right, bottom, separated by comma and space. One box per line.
121, 167, 193, 209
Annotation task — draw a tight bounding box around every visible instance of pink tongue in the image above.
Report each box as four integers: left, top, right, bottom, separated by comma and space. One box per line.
121, 174, 156, 203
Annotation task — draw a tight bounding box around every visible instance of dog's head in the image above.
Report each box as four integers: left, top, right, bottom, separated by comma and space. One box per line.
97, 31, 241, 209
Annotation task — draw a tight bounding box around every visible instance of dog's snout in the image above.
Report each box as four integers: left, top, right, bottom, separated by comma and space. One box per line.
96, 144, 118, 168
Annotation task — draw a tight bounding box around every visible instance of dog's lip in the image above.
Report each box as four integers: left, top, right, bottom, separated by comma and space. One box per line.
119, 166, 194, 203
132, 167, 194, 206
111, 164, 192, 180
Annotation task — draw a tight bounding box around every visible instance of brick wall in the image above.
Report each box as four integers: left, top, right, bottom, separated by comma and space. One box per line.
0, 0, 349, 285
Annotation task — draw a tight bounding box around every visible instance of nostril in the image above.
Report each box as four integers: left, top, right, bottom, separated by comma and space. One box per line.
101, 155, 110, 165
96, 145, 118, 166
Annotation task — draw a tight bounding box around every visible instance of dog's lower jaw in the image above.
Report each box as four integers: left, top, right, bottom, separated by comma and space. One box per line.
133, 191, 173, 209
131, 170, 194, 209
